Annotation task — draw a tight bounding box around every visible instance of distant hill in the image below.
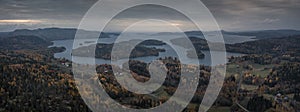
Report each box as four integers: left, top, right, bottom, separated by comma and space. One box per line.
0, 28, 119, 41
0, 35, 52, 50
222, 29, 300, 39
226, 35, 300, 56
184, 31, 204, 36
153, 29, 300, 40
1, 28, 300, 42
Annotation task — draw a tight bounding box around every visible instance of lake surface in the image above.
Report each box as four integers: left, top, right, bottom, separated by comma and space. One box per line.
49, 33, 254, 66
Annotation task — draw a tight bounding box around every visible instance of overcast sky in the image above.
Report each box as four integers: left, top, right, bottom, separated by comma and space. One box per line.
0, 0, 299, 32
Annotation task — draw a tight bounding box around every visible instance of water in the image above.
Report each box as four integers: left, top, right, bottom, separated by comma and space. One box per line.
49, 33, 252, 66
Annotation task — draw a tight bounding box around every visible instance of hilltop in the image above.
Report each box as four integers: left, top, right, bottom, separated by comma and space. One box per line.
0, 28, 119, 41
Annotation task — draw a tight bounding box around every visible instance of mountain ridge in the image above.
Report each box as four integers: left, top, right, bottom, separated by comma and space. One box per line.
1, 28, 300, 41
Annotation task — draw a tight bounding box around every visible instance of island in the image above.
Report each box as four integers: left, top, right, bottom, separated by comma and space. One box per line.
72, 40, 166, 59
170, 37, 206, 59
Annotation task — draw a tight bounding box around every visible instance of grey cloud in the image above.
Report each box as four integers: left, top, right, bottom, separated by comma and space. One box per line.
201, 0, 300, 31
0, 0, 96, 20
0, 0, 299, 31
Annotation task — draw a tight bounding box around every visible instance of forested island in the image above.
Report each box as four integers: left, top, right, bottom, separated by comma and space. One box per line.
72, 40, 166, 59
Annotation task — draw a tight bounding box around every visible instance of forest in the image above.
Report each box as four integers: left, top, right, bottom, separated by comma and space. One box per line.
0, 33, 300, 111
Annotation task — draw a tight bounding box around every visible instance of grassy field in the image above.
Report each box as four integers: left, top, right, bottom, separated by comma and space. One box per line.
241, 84, 258, 91
207, 106, 231, 112
226, 62, 275, 78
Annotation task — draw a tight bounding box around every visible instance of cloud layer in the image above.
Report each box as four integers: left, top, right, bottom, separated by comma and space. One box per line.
0, 0, 299, 31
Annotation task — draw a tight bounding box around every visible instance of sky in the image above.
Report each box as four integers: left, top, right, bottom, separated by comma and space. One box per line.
0, 0, 299, 32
